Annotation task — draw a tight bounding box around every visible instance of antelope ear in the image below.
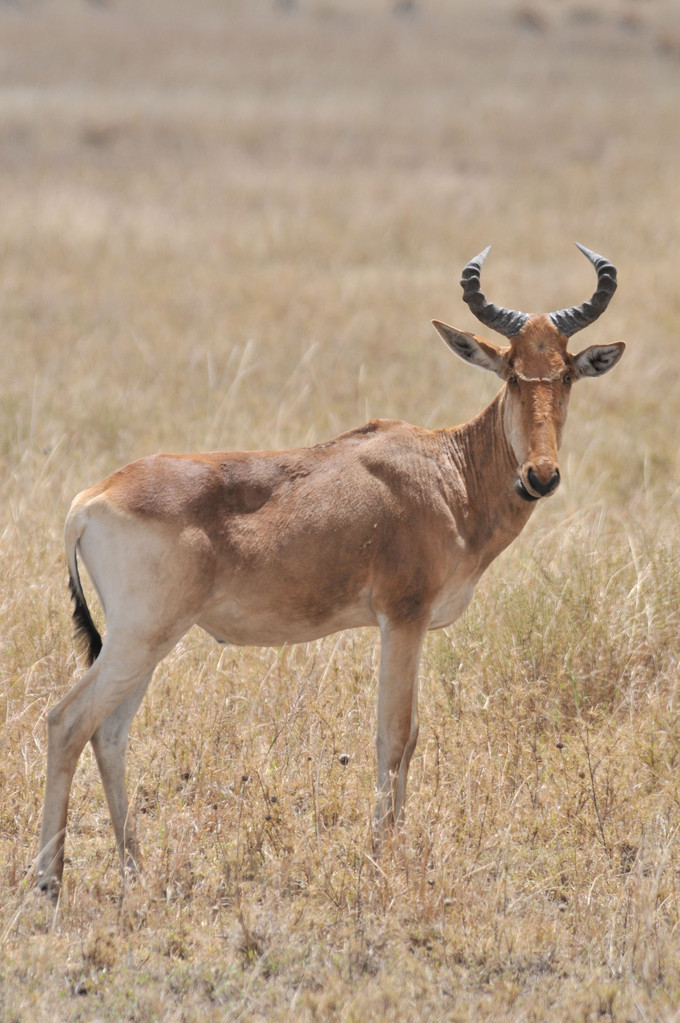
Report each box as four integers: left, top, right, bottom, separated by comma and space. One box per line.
432, 321, 505, 377
572, 341, 626, 378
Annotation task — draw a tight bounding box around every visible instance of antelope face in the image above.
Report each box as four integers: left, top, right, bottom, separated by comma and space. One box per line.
501, 319, 572, 501
433, 244, 626, 502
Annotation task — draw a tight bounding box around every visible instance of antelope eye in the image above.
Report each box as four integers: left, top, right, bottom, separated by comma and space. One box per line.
562, 371, 572, 386
507, 373, 518, 386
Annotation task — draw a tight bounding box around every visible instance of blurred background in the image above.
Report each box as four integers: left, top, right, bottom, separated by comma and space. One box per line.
3, 2, 680, 1019
3, 0, 679, 492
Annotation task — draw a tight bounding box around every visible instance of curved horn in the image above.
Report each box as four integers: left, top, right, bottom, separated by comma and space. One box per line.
460, 246, 529, 339
549, 244, 617, 337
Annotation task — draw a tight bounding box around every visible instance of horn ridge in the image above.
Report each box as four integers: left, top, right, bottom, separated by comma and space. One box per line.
460, 247, 529, 339
549, 244, 617, 337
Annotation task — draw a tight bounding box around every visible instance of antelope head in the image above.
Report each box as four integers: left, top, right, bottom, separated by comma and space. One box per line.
433, 244, 625, 502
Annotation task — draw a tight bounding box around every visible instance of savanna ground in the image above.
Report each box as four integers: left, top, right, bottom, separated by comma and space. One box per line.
2, 0, 680, 1019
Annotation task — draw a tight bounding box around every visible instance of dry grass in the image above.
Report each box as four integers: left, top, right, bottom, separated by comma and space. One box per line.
3, 0, 680, 1019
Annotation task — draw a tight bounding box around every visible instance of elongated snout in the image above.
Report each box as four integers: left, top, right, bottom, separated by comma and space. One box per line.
515, 461, 561, 502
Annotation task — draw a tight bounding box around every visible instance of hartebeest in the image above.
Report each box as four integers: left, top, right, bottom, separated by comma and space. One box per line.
37, 245, 625, 894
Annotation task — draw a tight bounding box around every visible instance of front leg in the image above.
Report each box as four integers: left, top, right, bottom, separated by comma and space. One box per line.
374, 616, 428, 832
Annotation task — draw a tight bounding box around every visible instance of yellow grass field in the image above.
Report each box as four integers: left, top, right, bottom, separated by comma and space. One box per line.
3, 0, 680, 1018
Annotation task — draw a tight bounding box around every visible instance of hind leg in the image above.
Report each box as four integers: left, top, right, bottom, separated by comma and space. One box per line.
36, 634, 173, 895
90, 673, 152, 881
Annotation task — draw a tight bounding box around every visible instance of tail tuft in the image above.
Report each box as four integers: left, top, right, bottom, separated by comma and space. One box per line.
68, 572, 102, 667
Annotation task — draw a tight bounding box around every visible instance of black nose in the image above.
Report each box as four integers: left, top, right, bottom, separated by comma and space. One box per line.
528, 466, 561, 497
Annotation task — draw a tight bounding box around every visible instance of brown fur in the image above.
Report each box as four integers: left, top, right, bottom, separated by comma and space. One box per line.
36, 309, 625, 895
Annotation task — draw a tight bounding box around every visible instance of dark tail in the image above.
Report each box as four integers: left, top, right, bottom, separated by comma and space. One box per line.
68, 559, 102, 667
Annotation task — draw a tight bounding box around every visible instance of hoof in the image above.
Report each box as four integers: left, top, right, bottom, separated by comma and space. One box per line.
35, 872, 61, 901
